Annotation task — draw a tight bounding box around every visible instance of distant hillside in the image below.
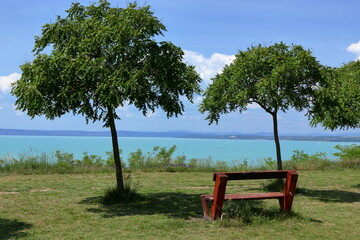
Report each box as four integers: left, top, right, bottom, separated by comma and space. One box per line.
0, 128, 359, 142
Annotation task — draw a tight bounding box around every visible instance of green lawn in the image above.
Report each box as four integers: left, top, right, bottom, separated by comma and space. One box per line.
1, 169, 359, 239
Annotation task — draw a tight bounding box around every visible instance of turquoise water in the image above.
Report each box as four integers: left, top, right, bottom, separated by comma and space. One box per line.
0, 135, 358, 165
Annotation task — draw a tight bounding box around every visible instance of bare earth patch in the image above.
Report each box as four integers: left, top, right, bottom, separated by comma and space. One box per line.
90, 187, 105, 190
0, 191, 19, 195
29, 188, 55, 193
182, 186, 213, 189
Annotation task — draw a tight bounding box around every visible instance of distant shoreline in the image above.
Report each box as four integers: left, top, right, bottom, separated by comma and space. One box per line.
0, 128, 359, 142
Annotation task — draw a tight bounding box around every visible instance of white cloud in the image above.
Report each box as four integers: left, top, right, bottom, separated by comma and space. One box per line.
12, 104, 25, 116
116, 104, 129, 112
0, 103, 11, 110
181, 115, 201, 120
146, 111, 156, 118
247, 102, 261, 110
193, 96, 203, 105
15, 111, 25, 116
116, 103, 135, 118
183, 50, 235, 84
346, 41, 360, 60
0, 73, 21, 93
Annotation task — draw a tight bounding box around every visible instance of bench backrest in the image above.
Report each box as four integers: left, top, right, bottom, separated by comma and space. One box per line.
212, 170, 296, 181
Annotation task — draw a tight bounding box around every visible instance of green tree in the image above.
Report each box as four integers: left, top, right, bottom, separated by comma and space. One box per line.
11, 0, 201, 190
308, 61, 360, 130
200, 42, 323, 170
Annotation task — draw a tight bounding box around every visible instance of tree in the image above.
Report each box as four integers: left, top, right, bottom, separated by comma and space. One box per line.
11, 0, 201, 190
200, 42, 323, 170
308, 61, 360, 130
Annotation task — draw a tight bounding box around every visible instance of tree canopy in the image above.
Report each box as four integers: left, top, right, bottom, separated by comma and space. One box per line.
12, 0, 201, 190
200, 42, 324, 170
308, 61, 360, 130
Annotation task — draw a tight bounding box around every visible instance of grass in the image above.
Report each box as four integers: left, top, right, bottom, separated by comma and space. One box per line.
1, 169, 360, 239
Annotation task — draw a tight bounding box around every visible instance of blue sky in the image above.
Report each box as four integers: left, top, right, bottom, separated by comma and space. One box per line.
0, 0, 359, 134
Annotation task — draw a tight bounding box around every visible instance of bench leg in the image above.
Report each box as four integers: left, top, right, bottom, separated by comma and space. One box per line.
211, 174, 228, 220
278, 196, 284, 210
201, 196, 210, 220
281, 171, 298, 212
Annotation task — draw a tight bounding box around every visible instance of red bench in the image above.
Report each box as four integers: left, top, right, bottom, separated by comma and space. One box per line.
200, 170, 298, 220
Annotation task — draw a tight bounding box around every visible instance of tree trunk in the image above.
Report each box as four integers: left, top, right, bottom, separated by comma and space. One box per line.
272, 112, 283, 170
108, 106, 124, 191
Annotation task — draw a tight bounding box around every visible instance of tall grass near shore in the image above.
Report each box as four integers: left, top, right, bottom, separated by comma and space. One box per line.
0, 150, 115, 174
1, 144, 359, 174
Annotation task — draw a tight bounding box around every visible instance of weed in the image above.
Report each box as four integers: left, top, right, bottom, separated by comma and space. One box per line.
219, 201, 298, 228
101, 174, 141, 204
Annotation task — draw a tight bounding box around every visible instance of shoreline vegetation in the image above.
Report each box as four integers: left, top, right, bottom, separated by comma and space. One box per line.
0, 128, 360, 142
1, 144, 359, 175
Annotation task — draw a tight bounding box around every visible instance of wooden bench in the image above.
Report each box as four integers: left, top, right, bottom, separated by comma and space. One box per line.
200, 170, 298, 220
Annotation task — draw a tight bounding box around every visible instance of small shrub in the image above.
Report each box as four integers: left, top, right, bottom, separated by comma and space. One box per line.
101, 174, 141, 204
333, 144, 360, 161
256, 157, 277, 170
128, 149, 145, 168
77, 152, 104, 166
105, 150, 125, 167
284, 150, 331, 170
153, 145, 177, 165
264, 157, 276, 169
290, 149, 311, 162
55, 150, 76, 172
105, 151, 114, 166
128, 145, 195, 171
55, 150, 75, 166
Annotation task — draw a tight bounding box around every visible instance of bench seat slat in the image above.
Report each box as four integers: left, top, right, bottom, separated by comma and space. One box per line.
213, 171, 290, 181
202, 192, 284, 202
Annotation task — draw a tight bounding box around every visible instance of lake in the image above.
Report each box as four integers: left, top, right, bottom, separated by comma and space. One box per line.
0, 135, 358, 165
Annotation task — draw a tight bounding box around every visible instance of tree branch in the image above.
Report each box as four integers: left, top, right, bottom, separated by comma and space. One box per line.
252, 99, 274, 114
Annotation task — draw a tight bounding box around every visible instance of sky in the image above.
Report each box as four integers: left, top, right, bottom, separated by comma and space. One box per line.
0, 0, 359, 134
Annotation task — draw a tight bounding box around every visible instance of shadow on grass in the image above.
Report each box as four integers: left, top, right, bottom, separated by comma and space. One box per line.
78, 192, 322, 226
0, 218, 32, 240
78, 192, 203, 219
219, 200, 321, 227
297, 188, 360, 203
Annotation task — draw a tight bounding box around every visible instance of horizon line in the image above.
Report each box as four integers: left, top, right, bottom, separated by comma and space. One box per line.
0, 128, 359, 137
